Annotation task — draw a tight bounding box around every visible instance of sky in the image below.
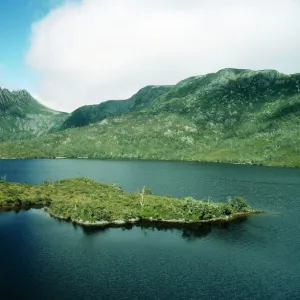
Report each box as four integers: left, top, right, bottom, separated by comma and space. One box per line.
0, 1, 64, 91
1, 0, 300, 112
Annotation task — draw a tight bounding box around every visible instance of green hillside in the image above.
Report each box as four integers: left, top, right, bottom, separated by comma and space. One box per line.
0, 68, 300, 167
61, 85, 171, 129
0, 88, 68, 140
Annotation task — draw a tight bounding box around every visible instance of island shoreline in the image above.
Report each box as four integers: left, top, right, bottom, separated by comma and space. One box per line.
1, 205, 261, 229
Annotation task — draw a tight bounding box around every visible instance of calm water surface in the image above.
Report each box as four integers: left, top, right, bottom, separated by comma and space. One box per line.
0, 159, 300, 299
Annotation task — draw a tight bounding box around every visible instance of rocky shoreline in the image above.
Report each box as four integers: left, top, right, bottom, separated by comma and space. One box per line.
47, 208, 261, 228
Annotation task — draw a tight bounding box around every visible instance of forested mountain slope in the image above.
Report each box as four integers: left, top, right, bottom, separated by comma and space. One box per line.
1, 68, 300, 166
61, 85, 172, 129
0, 88, 67, 140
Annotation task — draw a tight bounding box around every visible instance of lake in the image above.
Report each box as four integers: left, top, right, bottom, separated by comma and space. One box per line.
0, 159, 300, 299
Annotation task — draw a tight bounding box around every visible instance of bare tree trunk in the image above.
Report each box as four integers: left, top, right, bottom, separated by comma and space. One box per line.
139, 186, 146, 207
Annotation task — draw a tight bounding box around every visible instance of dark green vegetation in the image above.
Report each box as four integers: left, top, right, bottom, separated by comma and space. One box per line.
62, 85, 171, 128
0, 178, 255, 225
1, 68, 300, 166
0, 88, 67, 141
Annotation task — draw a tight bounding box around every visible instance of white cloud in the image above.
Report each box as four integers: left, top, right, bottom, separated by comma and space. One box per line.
26, 0, 300, 112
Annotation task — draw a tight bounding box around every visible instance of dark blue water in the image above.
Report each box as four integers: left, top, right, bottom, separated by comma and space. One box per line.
1, 159, 300, 299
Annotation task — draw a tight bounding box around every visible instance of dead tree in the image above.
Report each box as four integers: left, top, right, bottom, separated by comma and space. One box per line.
139, 186, 146, 207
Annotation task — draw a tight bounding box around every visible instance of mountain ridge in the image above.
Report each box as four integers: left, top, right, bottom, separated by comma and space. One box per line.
61, 85, 172, 129
0, 87, 68, 141
60, 68, 300, 130
0, 68, 300, 167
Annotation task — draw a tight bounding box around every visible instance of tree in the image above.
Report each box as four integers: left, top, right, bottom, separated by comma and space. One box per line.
139, 186, 152, 207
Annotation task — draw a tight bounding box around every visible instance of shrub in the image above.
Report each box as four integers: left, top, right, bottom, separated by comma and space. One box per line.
228, 196, 249, 211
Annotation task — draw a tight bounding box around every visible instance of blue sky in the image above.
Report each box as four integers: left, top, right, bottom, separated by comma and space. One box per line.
0, 0, 63, 90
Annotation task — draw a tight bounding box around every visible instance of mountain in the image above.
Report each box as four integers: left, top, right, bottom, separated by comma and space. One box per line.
1, 68, 300, 167
0, 88, 68, 141
61, 85, 172, 129
149, 68, 300, 122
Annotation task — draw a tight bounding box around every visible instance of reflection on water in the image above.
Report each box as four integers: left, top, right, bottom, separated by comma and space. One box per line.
1, 206, 248, 241
0, 206, 42, 213
64, 212, 249, 240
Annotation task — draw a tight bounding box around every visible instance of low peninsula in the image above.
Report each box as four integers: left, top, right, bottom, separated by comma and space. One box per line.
0, 178, 259, 227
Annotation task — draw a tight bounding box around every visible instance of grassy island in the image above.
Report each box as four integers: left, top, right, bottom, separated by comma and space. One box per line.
0, 178, 259, 226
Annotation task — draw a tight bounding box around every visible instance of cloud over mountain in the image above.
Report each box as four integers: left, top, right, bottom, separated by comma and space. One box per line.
27, 0, 300, 112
